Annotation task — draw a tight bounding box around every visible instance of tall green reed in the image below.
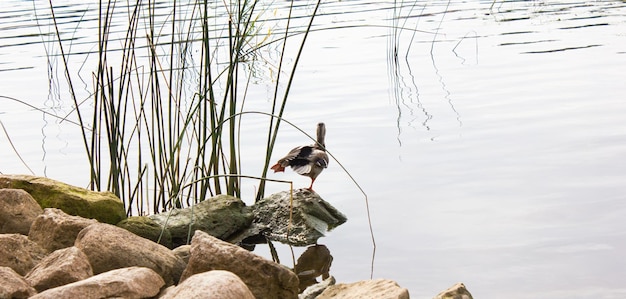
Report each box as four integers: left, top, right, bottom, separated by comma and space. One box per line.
48, 0, 322, 216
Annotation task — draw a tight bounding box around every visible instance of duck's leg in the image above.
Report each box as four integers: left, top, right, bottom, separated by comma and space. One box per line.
307, 178, 316, 191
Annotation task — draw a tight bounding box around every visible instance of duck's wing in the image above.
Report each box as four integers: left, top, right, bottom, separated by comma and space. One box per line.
272, 146, 309, 172
277, 146, 313, 166
292, 163, 313, 175
311, 150, 329, 169
294, 148, 328, 176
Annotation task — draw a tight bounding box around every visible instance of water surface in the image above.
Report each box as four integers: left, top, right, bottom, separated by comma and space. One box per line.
1, 1, 625, 298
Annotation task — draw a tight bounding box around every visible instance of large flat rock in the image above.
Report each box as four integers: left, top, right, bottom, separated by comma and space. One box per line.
149, 194, 252, 248
30, 267, 164, 299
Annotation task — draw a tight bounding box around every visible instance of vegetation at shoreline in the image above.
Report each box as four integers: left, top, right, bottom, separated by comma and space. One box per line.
3, 1, 375, 277
43, 0, 321, 216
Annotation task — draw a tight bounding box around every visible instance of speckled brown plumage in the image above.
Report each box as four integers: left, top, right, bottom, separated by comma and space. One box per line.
271, 123, 329, 190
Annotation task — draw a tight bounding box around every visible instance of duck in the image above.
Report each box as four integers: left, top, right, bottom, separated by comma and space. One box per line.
271, 122, 329, 191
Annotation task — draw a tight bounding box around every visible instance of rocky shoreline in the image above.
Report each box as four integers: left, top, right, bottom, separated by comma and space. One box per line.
0, 174, 473, 298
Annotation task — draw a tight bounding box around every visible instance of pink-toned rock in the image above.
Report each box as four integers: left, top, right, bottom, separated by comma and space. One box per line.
25, 246, 93, 292
0, 266, 37, 299
30, 266, 165, 299
434, 282, 473, 299
0, 234, 47, 275
317, 279, 410, 299
74, 223, 185, 286
172, 245, 191, 264
161, 270, 254, 299
28, 208, 97, 252
0, 189, 43, 235
180, 230, 299, 299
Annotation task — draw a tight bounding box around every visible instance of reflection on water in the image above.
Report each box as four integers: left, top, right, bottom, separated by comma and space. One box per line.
1, 1, 626, 298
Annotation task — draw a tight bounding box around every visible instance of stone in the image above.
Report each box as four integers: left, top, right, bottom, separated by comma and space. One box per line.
0, 266, 37, 299
30, 266, 165, 299
25, 246, 93, 292
0, 174, 126, 224
247, 189, 347, 246
0, 189, 43, 235
294, 244, 333, 292
172, 245, 191, 264
149, 194, 252, 248
317, 279, 410, 299
157, 286, 176, 298
180, 230, 299, 299
434, 282, 473, 299
28, 208, 97, 253
300, 276, 336, 299
161, 270, 254, 299
117, 216, 172, 248
0, 234, 47, 276
74, 222, 185, 286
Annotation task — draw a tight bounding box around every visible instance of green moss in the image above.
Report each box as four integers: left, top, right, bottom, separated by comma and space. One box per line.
0, 175, 126, 224
117, 216, 173, 248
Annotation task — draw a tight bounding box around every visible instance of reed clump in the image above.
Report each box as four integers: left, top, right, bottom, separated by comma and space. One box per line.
47, 0, 322, 216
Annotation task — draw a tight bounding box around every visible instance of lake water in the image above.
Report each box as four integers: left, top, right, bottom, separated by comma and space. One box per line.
1, 1, 626, 298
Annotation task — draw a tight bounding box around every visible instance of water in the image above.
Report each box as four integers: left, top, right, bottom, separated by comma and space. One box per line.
1, 1, 626, 298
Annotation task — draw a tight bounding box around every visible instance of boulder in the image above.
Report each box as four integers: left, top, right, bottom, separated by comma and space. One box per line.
149, 194, 252, 248
172, 245, 191, 264
434, 282, 473, 299
0, 266, 37, 299
117, 216, 172, 248
25, 246, 93, 292
0, 189, 43, 235
28, 208, 97, 252
246, 189, 347, 246
317, 279, 410, 299
29, 266, 165, 299
0, 174, 126, 224
161, 270, 254, 299
180, 230, 299, 299
0, 234, 47, 275
74, 222, 185, 286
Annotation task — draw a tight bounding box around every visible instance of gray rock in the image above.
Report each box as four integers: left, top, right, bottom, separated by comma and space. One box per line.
161, 270, 254, 299
0, 266, 37, 299
0, 189, 43, 235
0, 174, 126, 224
249, 189, 347, 246
149, 194, 253, 248
74, 223, 185, 286
25, 247, 93, 292
180, 230, 299, 299
117, 216, 173, 248
29, 266, 164, 299
317, 279, 410, 299
28, 208, 97, 253
0, 234, 47, 276
433, 282, 473, 299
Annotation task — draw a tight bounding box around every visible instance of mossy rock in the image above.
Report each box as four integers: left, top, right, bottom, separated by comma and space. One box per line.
117, 216, 173, 248
149, 194, 253, 248
0, 174, 126, 224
